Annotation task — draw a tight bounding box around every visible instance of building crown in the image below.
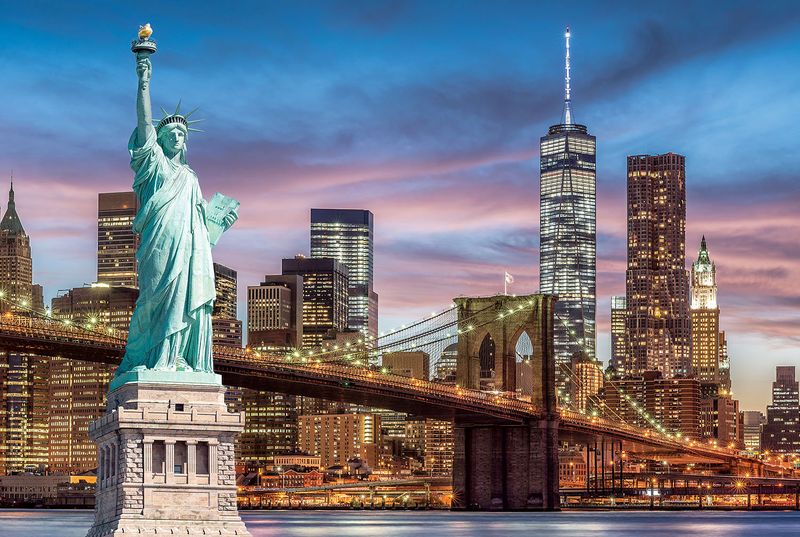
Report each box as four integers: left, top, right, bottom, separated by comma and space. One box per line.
0, 180, 25, 235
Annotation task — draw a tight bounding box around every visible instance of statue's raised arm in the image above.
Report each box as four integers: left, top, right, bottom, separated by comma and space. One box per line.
135, 53, 154, 147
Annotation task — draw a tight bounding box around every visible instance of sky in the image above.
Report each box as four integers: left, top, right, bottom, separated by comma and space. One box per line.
0, 0, 798, 411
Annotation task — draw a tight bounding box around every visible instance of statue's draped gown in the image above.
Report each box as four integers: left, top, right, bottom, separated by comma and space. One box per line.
116, 127, 215, 375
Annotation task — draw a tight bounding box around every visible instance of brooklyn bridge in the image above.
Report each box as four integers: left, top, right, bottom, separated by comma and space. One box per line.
0, 293, 794, 510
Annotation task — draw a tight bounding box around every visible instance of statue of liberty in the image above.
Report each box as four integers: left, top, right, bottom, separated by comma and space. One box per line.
115, 28, 239, 379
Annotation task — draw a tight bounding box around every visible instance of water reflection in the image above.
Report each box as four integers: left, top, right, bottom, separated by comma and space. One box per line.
2, 510, 800, 537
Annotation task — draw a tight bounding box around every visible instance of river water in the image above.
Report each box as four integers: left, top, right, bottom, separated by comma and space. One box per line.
2, 509, 800, 536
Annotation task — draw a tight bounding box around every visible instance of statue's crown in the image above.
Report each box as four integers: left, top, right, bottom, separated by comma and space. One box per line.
157, 114, 188, 131
155, 102, 204, 133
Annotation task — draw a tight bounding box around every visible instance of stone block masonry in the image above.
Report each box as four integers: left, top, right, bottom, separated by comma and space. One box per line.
84, 379, 251, 536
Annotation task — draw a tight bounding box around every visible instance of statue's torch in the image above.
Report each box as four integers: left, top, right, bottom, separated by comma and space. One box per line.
131, 23, 157, 58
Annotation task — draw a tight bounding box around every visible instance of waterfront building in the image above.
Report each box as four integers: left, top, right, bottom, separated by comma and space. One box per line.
282, 256, 349, 349
559, 448, 588, 488
602, 371, 700, 439
48, 284, 138, 474
610, 296, 626, 371
238, 392, 299, 466
97, 192, 139, 288
247, 275, 303, 349
310, 208, 378, 340
625, 153, 690, 378
297, 413, 381, 468
740, 410, 766, 452
539, 27, 597, 392
0, 183, 48, 474
761, 366, 800, 453
423, 419, 454, 476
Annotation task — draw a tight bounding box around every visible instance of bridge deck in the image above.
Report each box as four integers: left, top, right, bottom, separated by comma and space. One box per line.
0, 315, 781, 469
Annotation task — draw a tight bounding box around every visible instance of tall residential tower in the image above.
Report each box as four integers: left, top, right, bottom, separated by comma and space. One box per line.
625, 153, 690, 378
539, 27, 596, 386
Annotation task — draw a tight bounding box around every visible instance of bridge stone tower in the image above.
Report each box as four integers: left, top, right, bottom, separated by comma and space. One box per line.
452, 294, 559, 510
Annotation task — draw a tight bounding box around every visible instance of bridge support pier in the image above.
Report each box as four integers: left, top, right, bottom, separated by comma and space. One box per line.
452, 418, 559, 511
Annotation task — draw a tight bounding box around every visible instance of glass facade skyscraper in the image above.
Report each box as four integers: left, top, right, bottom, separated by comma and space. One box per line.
539, 29, 596, 389
310, 209, 377, 340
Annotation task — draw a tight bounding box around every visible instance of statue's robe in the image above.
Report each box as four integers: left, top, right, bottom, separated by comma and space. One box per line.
116, 127, 215, 375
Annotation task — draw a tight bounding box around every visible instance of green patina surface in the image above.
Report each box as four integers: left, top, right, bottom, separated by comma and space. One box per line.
113, 31, 239, 389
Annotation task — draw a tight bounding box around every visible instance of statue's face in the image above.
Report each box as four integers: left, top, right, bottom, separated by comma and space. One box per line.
164, 126, 186, 154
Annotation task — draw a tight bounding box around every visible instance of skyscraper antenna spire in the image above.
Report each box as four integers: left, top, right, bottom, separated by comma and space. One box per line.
563, 26, 572, 125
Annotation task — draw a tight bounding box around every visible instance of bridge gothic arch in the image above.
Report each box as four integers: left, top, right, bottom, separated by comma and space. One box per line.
452, 294, 559, 510
455, 294, 556, 415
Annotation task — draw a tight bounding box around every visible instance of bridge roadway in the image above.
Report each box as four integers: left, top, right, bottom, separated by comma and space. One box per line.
0, 314, 770, 469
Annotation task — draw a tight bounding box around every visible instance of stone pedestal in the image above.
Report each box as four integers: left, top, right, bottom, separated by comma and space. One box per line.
85, 374, 251, 536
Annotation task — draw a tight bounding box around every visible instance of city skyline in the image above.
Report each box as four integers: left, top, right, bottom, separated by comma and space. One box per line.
0, 2, 798, 411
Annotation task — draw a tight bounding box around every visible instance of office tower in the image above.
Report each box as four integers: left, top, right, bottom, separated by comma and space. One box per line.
310, 209, 378, 340
97, 192, 139, 288
281, 256, 349, 348
297, 413, 381, 468
247, 275, 303, 349
48, 284, 138, 473
740, 411, 765, 452
690, 237, 729, 388
539, 28, 596, 391
610, 296, 626, 371
211, 263, 242, 348
381, 352, 430, 380
625, 153, 690, 378
761, 366, 800, 453
0, 183, 48, 474
602, 371, 701, 439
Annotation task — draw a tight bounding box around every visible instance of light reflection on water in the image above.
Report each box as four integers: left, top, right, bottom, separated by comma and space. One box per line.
2, 510, 800, 537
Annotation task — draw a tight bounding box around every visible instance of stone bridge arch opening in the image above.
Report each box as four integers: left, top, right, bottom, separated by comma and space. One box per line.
451, 294, 559, 510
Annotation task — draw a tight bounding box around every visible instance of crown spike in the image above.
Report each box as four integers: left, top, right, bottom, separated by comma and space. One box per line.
160, 106, 169, 117
188, 127, 205, 133
184, 106, 200, 119
175, 100, 182, 115
187, 118, 205, 124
